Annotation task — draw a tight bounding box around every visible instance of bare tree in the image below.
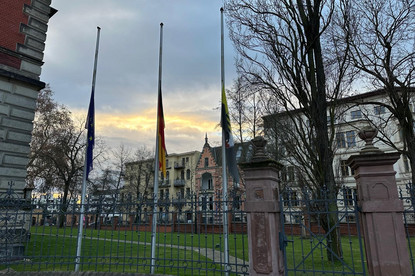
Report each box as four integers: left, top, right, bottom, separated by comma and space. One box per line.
228, 73, 264, 143
342, 0, 415, 184
28, 86, 85, 226
225, 0, 353, 258
112, 143, 132, 191
124, 146, 154, 199
28, 86, 104, 227
228, 76, 246, 143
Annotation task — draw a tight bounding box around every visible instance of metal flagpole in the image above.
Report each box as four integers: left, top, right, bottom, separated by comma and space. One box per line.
220, 8, 230, 276
150, 22, 164, 275
75, 26, 101, 272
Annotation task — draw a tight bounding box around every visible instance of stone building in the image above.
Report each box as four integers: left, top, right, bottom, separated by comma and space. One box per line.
0, 0, 56, 194
195, 135, 252, 223
124, 150, 200, 223
263, 89, 415, 221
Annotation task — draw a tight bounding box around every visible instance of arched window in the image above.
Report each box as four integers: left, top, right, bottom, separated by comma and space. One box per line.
202, 173, 213, 190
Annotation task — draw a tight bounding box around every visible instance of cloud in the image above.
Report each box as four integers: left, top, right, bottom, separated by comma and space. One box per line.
42, 0, 235, 156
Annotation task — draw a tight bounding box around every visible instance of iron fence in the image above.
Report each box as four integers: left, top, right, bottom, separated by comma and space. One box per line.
3, 182, 415, 275
399, 182, 415, 275
0, 184, 248, 276
279, 186, 367, 275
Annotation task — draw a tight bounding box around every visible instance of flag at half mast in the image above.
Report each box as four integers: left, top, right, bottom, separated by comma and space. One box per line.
85, 89, 94, 179
221, 83, 239, 183
157, 88, 166, 177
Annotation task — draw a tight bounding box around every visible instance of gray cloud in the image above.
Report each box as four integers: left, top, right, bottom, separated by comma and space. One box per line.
42, 0, 236, 153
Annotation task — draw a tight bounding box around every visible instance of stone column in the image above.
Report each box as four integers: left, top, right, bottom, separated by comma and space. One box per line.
240, 137, 284, 276
347, 127, 411, 276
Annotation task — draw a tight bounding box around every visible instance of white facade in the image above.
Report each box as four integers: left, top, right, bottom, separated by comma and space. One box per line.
264, 90, 414, 192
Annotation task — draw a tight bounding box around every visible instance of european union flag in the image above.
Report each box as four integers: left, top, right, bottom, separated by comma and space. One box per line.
85, 89, 94, 179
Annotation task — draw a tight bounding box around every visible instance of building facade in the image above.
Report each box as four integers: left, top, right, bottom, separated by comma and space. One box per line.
263, 90, 414, 211
124, 150, 201, 223
0, 0, 56, 194
195, 135, 252, 224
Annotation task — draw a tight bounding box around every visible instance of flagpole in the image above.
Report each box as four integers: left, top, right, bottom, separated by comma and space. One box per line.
75, 26, 101, 272
220, 7, 230, 276
150, 22, 164, 275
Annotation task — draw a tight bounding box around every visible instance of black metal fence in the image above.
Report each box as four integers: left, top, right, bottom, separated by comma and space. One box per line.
2, 182, 415, 275
399, 182, 415, 275
0, 184, 248, 276
279, 186, 367, 275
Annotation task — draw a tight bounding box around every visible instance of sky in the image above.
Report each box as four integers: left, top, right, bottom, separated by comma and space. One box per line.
41, 0, 237, 156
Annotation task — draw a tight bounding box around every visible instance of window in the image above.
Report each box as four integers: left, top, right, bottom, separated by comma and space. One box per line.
166, 171, 170, 181
186, 188, 190, 196
186, 169, 191, 180
336, 131, 356, 148
283, 191, 299, 206
327, 116, 336, 124
340, 160, 351, 177
287, 166, 295, 182
166, 159, 169, 168
374, 106, 386, 115
280, 168, 287, 182
181, 170, 185, 180
403, 156, 410, 172
343, 187, 356, 206
186, 157, 189, 162
336, 132, 346, 148
182, 158, 185, 166
204, 157, 209, 168
346, 131, 356, 147
351, 110, 362, 119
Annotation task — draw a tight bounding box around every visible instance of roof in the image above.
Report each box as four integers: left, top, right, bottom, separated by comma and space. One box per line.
263, 88, 415, 123
201, 141, 253, 167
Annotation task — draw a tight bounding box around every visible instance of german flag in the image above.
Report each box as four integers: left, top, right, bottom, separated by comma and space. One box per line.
157, 88, 166, 176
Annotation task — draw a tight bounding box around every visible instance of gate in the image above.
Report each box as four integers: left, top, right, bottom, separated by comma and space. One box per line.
279, 186, 367, 275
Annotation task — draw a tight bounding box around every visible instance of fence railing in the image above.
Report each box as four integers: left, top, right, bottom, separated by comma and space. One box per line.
0, 186, 248, 276
2, 182, 415, 275
279, 186, 367, 275
399, 182, 415, 274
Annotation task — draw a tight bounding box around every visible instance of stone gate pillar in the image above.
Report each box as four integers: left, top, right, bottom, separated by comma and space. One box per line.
240, 137, 284, 276
347, 127, 411, 276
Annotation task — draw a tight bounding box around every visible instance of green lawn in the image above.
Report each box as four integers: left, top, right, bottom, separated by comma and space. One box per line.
284, 235, 367, 275
5, 225, 415, 275
1, 226, 248, 276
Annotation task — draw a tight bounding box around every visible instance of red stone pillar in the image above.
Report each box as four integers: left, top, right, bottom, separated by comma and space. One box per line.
347, 127, 411, 276
240, 137, 284, 276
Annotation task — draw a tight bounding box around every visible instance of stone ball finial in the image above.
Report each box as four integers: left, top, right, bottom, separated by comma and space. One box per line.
358, 126, 382, 154
251, 136, 268, 161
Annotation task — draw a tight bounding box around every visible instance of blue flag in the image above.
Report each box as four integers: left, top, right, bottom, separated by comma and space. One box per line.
85, 89, 94, 179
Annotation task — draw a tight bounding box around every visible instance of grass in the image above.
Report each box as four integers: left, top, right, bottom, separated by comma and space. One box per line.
283, 235, 367, 275
1, 225, 248, 276
10, 225, 412, 275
